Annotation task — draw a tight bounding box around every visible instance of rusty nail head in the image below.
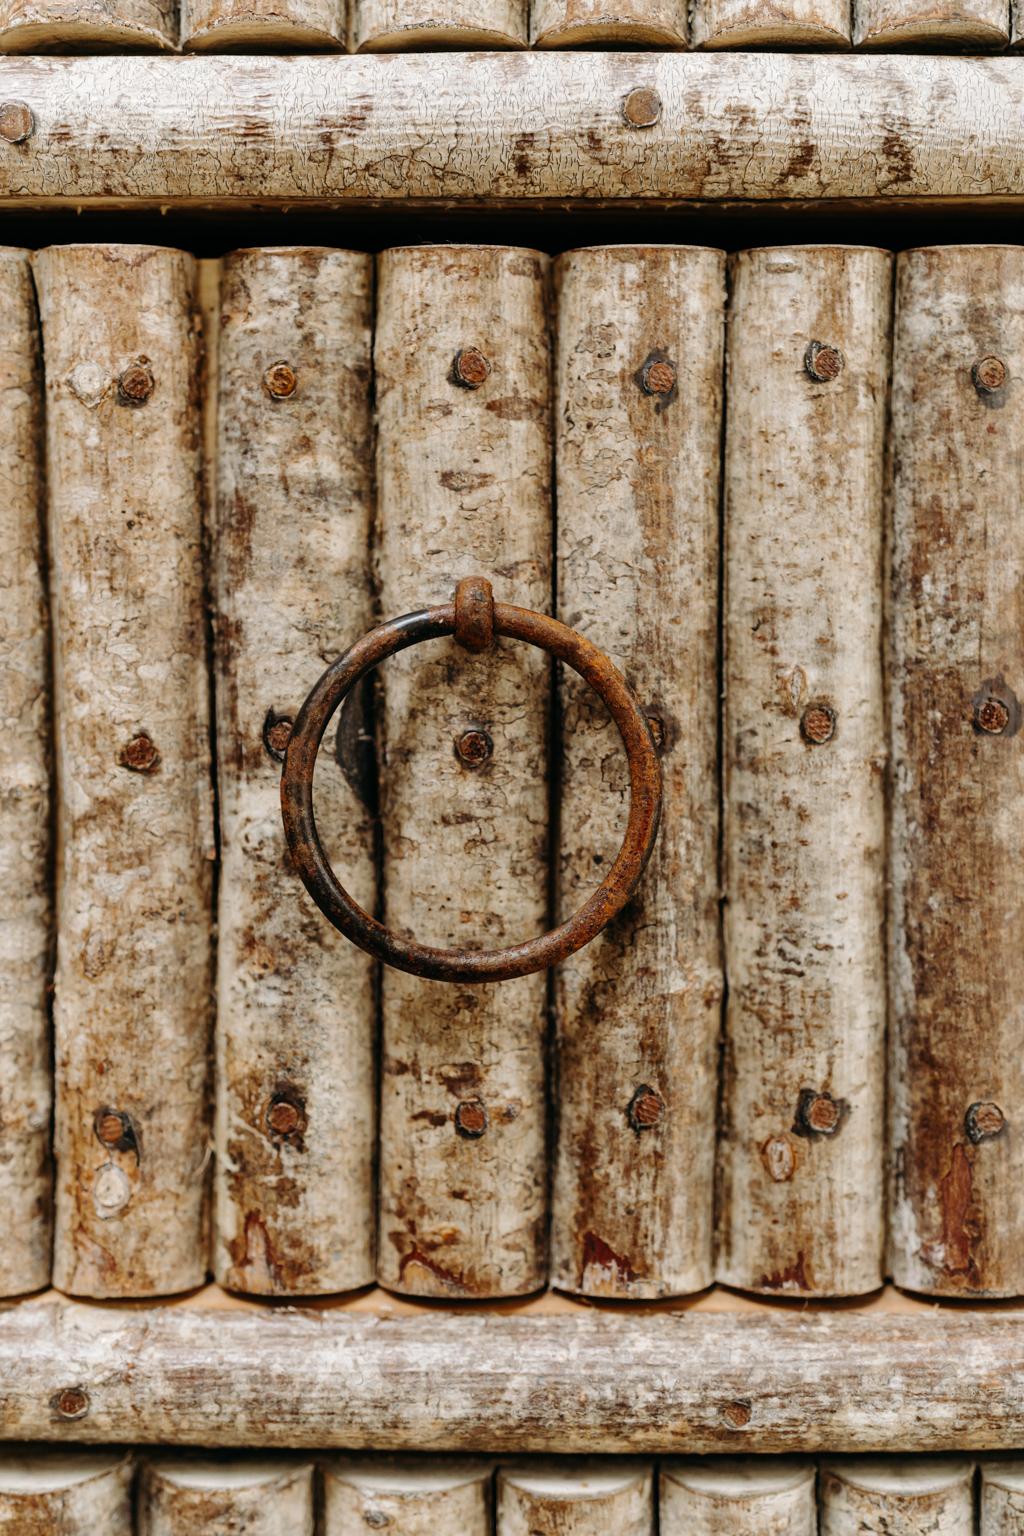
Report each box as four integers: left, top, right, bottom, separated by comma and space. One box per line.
455, 728, 493, 768
52, 1387, 89, 1420
452, 348, 491, 389
264, 712, 294, 761
796, 1089, 843, 1137
0, 101, 34, 143
96, 1110, 128, 1146
622, 87, 662, 128
118, 733, 160, 773
722, 1400, 752, 1429
627, 1084, 665, 1131
805, 341, 845, 382
117, 361, 154, 405
975, 696, 1010, 735
267, 1097, 302, 1136
454, 1099, 488, 1139
966, 1101, 1006, 1143
263, 362, 298, 399
801, 703, 836, 745
641, 359, 677, 397
973, 355, 1007, 394
645, 715, 665, 751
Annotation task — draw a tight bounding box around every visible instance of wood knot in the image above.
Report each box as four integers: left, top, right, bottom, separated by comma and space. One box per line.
761, 1135, 797, 1182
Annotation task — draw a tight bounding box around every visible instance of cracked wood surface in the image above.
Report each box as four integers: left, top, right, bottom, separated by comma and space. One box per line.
530, 0, 687, 46
323, 1458, 493, 1532
819, 1458, 975, 1533
6, 1297, 1024, 1451
139, 1459, 314, 1534
0, 55, 1022, 211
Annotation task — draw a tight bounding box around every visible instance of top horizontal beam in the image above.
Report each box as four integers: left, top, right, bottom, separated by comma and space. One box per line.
0, 52, 1022, 212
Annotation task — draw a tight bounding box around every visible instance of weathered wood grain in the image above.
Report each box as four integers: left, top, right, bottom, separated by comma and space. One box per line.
661, 1458, 817, 1533
323, 1457, 492, 1532
820, 1458, 975, 1532
211, 248, 376, 1298
551, 246, 724, 1299
354, 0, 525, 49
497, 1461, 653, 1533
140, 1459, 314, 1533
889, 246, 1024, 1299
7, 1298, 1024, 1452
374, 246, 551, 1299
982, 1460, 1024, 1532
854, 0, 1007, 47
531, 0, 687, 46
0, 1450, 132, 1533
0, 250, 51, 1299
34, 245, 213, 1299
181, 0, 346, 50
0, 56, 1023, 212
691, 0, 849, 47
0, 0, 174, 49
718, 246, 890, 1298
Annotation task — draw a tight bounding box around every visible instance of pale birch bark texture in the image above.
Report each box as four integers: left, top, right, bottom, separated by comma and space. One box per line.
661, 1458, 817, 1534
212, 248, 376, 1297
0, 1450, 133, 1535
551, 246, 724, 1299
497, 1461, 653, 1534
353, 0, 525, 50
820, 1459, 975, 1533
323, 1457, 492, 1532
718, 246, 890, 1299
983, 1461, 1024, 1532
181, 0, 345, 51
531, 0, 686, 45
889, 246, 1024, 1299
34, 244, 213, 1299
854, 0, 1007, 46
0, 0, 175, 49
140, 1459, 314, 1534
375, 246, 551, 1299
0, 249, 51, 1298
691, 0, 849, 48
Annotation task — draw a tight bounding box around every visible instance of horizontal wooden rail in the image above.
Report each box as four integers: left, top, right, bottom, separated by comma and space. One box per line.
0, 53, 1022, 211
4, 1290, 1024, 1452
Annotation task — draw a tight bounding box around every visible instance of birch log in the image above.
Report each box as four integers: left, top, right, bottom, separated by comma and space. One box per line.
889, 246, 1024, 1299
854, 0, 1007, 47
0, 249, 51, 1298
140, 1459, 314, 1534
691, 0, 849, 48
34, 244, 213, 1299
497, 1461, 653, 1534
820, 1459, 975, 1533
212, 248, 375, 1298
0, 0, 175, 49
661, 1458, 817, 1534
718, 246, 890, 1299
551, 246, 724, 1299
982, 1461, 1024, 1532
323, 1457, 492, 1532
375, 246, 551, 1299
353, 0, 525, 50
0, 1450, 133, 1535
531, 0, 686, 46
180, 0, 345, 53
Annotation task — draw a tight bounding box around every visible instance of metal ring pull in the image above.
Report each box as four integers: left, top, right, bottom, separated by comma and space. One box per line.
280, 577, 662, 984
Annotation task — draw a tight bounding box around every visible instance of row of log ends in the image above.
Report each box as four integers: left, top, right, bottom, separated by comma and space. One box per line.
0, 0, 1020, 51
5, 241, 1023, 1306
0, 1451, 1019, 1532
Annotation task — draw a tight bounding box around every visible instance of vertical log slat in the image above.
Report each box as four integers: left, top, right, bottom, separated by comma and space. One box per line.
0, 1451, 133, 1535
718, 245, 891, 1298
353, 0, 525, 50
375, 244, 551, 1299
854, 0, 1007, 47
0, 248, 52, 1298
180, 0, 346, 52
530, 0, 686, 45
551, 245, 724, 1299
497, 1461, 653, 1534
0, 0, 175, 49
691, 0, 849, 48
889, 245, 1024, 1298
982, 1461, 1024, 1533
140, 1459, 314, 1534
661, 1458, 817, 1534
35, 244, 213, 1299
820, 1459, 975, 1533
323, 1457, 492, 1532
212, 247, 376, 1298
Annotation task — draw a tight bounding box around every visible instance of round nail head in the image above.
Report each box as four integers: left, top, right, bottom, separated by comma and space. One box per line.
0, 101, 34, 144
623, 88, 662, 129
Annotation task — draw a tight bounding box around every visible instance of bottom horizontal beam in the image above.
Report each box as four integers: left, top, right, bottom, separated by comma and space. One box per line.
2, 1296, 1022, 1452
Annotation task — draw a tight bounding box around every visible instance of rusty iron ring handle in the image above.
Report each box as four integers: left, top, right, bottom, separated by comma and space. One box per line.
280, 578, 662, 984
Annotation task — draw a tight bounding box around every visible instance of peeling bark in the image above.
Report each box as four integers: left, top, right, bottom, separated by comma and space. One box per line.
34, 245, 213, 1299
0, 1450, 133, 1534
0, 0, 174, 48
982, 1460, 1024, 1532
661, 1458, 817, 1533
691, 0, 849, 48
353, 0, 525, 49
854, 0, 1007, 46
889, 246, 1024, 1299
323, 1456, 492, 1531
531, 0, 686, 45
497, 1461, 653, 1533
181, 0, 346, 50
0, 249, 51, 1298
374, 245, 552, 1299
139, 1458, 314, 1534
820, 1458, 975, 1532
718, 246, 890, 1299
212, 248, 376, 1297
551, 246, 724, 1299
